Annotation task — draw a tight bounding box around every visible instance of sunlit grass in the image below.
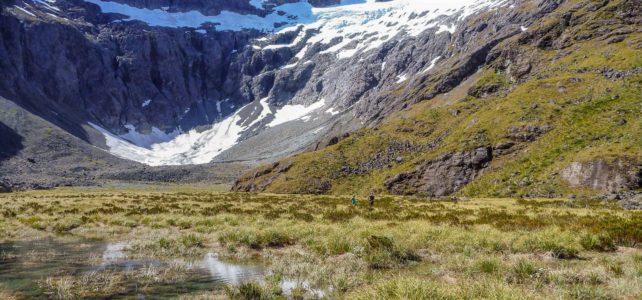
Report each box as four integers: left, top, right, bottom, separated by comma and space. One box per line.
0, 188, 641, 298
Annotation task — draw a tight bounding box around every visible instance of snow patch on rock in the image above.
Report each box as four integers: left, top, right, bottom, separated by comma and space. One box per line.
421, 56, 442, 73
90, 100, 264, 166
268, 98, 326, 127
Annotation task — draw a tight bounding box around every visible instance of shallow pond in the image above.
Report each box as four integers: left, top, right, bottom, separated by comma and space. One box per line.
0, 237, 279, 298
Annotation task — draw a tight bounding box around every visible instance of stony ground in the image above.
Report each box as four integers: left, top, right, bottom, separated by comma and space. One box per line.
0, 187, 641, 299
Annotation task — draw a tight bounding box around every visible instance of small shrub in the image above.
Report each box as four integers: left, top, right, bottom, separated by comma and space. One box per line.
367, 235, 395, 251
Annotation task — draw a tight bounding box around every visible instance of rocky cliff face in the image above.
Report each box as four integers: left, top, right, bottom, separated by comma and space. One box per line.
384, 147, 493, 196
233, 0, 642, 198
561, 159, 642, 192
0, 0, 256, 135
1, 0, 536, 169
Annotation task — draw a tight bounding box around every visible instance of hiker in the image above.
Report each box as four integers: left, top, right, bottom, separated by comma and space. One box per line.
368, 190, 375, 206
351, 195, 357, 207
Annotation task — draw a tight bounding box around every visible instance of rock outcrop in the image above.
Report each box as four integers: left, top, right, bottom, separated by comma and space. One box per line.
384, 147, 493, 196
232, 160, 295, 193
561, 158, 642, 192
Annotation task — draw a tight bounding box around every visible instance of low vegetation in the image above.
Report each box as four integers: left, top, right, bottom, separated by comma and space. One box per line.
0, 188, 641, 299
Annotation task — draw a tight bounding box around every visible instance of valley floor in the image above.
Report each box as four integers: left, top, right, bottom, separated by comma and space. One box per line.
0, 188, 641, 299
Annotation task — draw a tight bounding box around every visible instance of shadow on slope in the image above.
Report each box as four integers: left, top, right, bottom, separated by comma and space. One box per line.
0, 121, 23, 161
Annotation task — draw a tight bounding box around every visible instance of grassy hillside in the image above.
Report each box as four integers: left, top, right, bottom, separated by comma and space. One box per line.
235, 0, 642, 197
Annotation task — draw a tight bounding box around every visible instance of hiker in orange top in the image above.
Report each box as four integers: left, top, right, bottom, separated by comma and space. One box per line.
368, 190, 375, 207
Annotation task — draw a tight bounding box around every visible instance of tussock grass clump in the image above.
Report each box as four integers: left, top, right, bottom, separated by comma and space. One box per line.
476, 258, 501, 274
507, 259, 545, 284
224, 281, 283, 300
40, 271, 125, 299
365, 235, 420, 269
580, 233, 617, 252
566, 286, 615, 300
18, 215, 47, 230
589, 216, 642, 247
39, 263, 190, 299
349, 277, 532, 300
129, 234, 206, 258
52, 218, 83, 233
1, 209, 16, 218
219, 230, 295, 250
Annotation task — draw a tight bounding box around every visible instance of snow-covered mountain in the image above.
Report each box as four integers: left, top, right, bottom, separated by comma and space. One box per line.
54, 0, 517, 165
0, 0, 543, 169
2, 0, 640, 198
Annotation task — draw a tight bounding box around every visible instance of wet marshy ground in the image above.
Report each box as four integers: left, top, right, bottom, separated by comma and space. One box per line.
0, 238, 267, 299
1, 190, 640, 299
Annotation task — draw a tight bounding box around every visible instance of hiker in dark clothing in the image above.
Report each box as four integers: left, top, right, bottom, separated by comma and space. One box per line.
368, 190, 375, 207
351, 195, 357, 207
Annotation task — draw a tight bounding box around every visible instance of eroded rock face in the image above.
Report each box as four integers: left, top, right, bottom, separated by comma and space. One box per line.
0, 8, 255, 135
561, 158, 642, 192
384, 147, 493, 196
